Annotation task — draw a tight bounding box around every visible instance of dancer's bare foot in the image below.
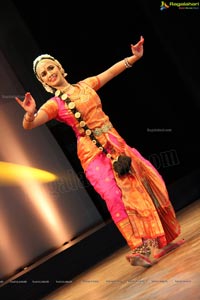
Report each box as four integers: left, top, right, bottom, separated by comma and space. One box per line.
153, 239, 185, 259
126, 253, 153, 268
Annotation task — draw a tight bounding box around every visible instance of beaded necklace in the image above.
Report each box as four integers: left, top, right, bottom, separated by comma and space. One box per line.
54, 89, 132, 176
55, 89, 112, 159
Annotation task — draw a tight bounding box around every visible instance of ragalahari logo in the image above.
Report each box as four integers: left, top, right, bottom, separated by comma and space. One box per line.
160, 1, 170, 10
160, 1, 199, 10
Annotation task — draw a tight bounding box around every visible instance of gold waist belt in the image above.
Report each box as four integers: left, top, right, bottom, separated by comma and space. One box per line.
93, 122, 113, 136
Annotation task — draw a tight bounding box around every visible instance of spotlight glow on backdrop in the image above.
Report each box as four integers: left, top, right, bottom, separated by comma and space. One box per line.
0, 161, 58, 185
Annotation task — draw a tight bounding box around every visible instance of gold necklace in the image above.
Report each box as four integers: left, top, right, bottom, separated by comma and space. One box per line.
55, 84, 73, 97
61, 84, 71, 93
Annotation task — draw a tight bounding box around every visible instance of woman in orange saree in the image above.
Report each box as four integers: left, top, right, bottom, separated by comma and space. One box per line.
16, 36, 184, 268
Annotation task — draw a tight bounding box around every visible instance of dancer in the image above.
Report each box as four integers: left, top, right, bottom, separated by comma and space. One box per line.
16, 36, 184, 267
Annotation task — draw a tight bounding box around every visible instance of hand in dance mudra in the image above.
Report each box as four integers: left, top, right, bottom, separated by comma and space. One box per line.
15, 92, 36, 114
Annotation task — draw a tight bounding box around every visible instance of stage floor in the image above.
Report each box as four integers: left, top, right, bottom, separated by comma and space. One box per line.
41, 199, 200, 300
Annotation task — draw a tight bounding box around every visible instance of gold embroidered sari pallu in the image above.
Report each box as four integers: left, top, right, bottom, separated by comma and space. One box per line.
114, 161, 181, 248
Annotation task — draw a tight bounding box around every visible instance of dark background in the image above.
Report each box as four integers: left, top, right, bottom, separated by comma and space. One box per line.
2, 1, 200, 216
8, 0, 200, 218
0, 1, 199, 298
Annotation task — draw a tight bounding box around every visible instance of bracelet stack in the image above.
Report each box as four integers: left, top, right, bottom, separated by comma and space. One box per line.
124, 57, 132, 68
24, 111, 38, 122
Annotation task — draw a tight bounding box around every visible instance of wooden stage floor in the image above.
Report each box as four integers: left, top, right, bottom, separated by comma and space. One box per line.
41, 199, 200, 300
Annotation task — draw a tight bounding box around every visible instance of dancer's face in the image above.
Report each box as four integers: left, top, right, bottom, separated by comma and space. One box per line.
36, 59, 65, 88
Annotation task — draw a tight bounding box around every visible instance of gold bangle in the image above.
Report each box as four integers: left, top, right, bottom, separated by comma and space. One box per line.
24, 111, 37, 122
24, 117, 34, 122
124, 57, 132, 68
